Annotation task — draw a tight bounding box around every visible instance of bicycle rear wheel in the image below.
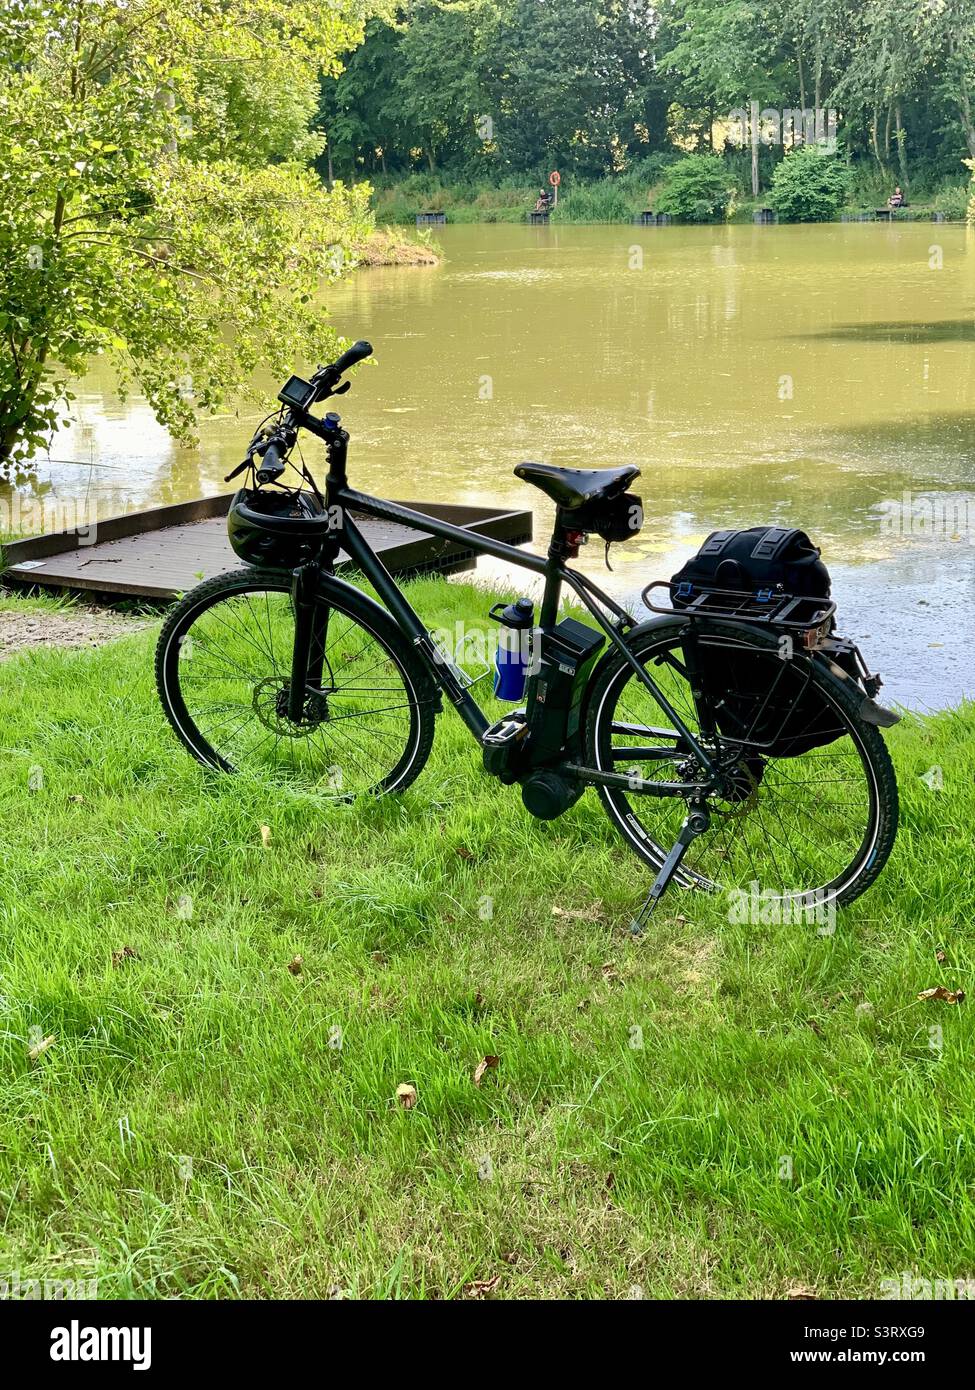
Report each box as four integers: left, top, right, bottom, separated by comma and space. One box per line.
584, 619, 898, 908
156, 568, 436, 798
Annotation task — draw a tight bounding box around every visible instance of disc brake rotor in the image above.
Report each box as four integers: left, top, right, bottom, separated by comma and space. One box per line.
252, 677, 330, 738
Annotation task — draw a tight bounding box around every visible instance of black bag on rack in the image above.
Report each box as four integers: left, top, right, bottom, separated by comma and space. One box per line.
670, 526, 831, 611
669, 527, 851, 757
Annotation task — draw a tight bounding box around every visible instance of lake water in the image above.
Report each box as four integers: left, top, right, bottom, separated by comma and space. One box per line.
11, 222, 975, 709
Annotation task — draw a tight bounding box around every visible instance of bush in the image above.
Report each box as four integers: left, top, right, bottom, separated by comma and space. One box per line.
767, 146, 850, 222
931, 182, 969, 221
655, 155, 733, 223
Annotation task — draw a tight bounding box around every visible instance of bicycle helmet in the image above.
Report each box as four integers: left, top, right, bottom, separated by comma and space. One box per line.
227, 487, 331, 567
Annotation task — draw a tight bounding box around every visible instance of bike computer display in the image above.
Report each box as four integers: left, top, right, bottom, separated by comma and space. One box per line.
278, 375, 316, 409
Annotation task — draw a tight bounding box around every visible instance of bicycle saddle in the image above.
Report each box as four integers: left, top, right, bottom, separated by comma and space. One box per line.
514, 462, 640, 510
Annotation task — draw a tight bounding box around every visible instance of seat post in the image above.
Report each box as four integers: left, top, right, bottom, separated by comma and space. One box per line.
547, 510, 584, 565
540, 511, 585, 628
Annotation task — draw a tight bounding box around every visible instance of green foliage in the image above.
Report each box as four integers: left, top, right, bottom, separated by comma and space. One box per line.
655, 154, 733, 222
0, 0, 375, 470
767, 146, 851, 222
931, 180, 970, 221
316, 0, 975, 217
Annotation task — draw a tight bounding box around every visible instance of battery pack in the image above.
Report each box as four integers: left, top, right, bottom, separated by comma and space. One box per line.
525, 617, 604, 763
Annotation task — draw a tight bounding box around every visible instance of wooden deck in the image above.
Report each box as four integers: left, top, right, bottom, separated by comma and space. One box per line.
1, 494, 533, 601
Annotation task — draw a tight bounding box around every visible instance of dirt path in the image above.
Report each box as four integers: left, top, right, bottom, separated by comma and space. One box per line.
0, 606, 149, 659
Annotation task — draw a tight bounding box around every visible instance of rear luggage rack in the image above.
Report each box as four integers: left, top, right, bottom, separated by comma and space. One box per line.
642, 579, 836, 633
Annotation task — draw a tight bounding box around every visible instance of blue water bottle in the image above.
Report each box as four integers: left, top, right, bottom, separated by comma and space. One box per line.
491, 597, 535, 701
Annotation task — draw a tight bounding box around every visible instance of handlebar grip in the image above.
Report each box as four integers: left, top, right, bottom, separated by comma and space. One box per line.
333, 339, 372, 374
255, 439, 286, 484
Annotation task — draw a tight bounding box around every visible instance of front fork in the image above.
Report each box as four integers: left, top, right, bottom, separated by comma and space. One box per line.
288, 562, 330, 723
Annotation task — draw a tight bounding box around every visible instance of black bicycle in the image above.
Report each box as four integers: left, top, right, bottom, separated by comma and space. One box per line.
156, 340, 899, 927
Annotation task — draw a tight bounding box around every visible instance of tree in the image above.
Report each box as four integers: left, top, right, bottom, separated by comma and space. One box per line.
660, 0, 788, 192
0, 0, 375, 471
918, 0, 975, 159
396, 1, 491, 173
317, 18, 408, 183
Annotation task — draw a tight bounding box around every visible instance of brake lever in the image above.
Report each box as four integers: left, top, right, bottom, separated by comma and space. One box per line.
224, 456, 253, 483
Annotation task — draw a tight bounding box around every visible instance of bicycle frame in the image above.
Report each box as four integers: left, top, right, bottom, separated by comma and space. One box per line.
273, 407, 721, 799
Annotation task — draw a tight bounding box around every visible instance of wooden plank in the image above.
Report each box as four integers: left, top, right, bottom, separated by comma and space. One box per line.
2, 498, 533, 601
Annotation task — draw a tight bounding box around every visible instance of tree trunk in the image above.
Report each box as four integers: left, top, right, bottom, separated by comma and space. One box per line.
750, 100, 759, 197
814, 33, 822, 111
380, 147, 388, 175
894, 101, 909, 189
426, 147, 436, 173
959, 88, 975, 158
326, 146, 334, 189
798, 44, 806, 115
871, 108, 886, 174
884, 102, 892, 159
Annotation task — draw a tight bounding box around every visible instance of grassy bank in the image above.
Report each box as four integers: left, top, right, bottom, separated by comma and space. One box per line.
371, 170, 971, 226
356, 225, 440, 266
0, 581, 973, 1299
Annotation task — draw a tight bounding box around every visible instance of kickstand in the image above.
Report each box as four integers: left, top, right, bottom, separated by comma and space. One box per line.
629, 806, 710, 936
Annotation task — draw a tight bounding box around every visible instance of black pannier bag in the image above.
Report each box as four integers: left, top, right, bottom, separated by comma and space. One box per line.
669, 527, 862, 757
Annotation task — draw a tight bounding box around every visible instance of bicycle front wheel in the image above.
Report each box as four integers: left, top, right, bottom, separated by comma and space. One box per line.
156, 568, 436, 798
584, 618, 898, 908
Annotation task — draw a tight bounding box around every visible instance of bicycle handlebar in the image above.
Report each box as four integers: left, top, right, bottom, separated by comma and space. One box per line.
255, 438, 287, 484
332, 339, 372, 375
240, 339, 372, 485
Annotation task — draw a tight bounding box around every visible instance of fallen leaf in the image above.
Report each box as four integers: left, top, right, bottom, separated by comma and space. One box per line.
287, 955, 303, 976
455, 845, 474, 861
28, 1034, 55, 1061
786, 1285, 817, 1301
473, 1055, 500, 1088
111, 945, 139, 967
260, 824, 272, 846
600, 962, 620, 982
68, 794, 85, 804
501, 1252, 518, 1265
396, 1083, 417, 1110
551, 904, 602, 922
936, 949, 947, 964
465, 1274, 502, 1299
918, 986, 965, 1005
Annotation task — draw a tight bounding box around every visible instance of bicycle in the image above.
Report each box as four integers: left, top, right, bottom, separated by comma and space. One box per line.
155, 340, 899, 930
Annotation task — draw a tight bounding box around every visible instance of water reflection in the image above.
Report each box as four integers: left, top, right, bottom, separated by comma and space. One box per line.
7, 222, 974, 709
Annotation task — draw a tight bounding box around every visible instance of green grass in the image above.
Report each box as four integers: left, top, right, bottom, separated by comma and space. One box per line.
0, 577, 973, 1299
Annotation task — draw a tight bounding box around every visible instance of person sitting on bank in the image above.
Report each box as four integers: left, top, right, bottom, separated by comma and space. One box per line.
888, 185, 905, 208
533, 188, 551, 214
